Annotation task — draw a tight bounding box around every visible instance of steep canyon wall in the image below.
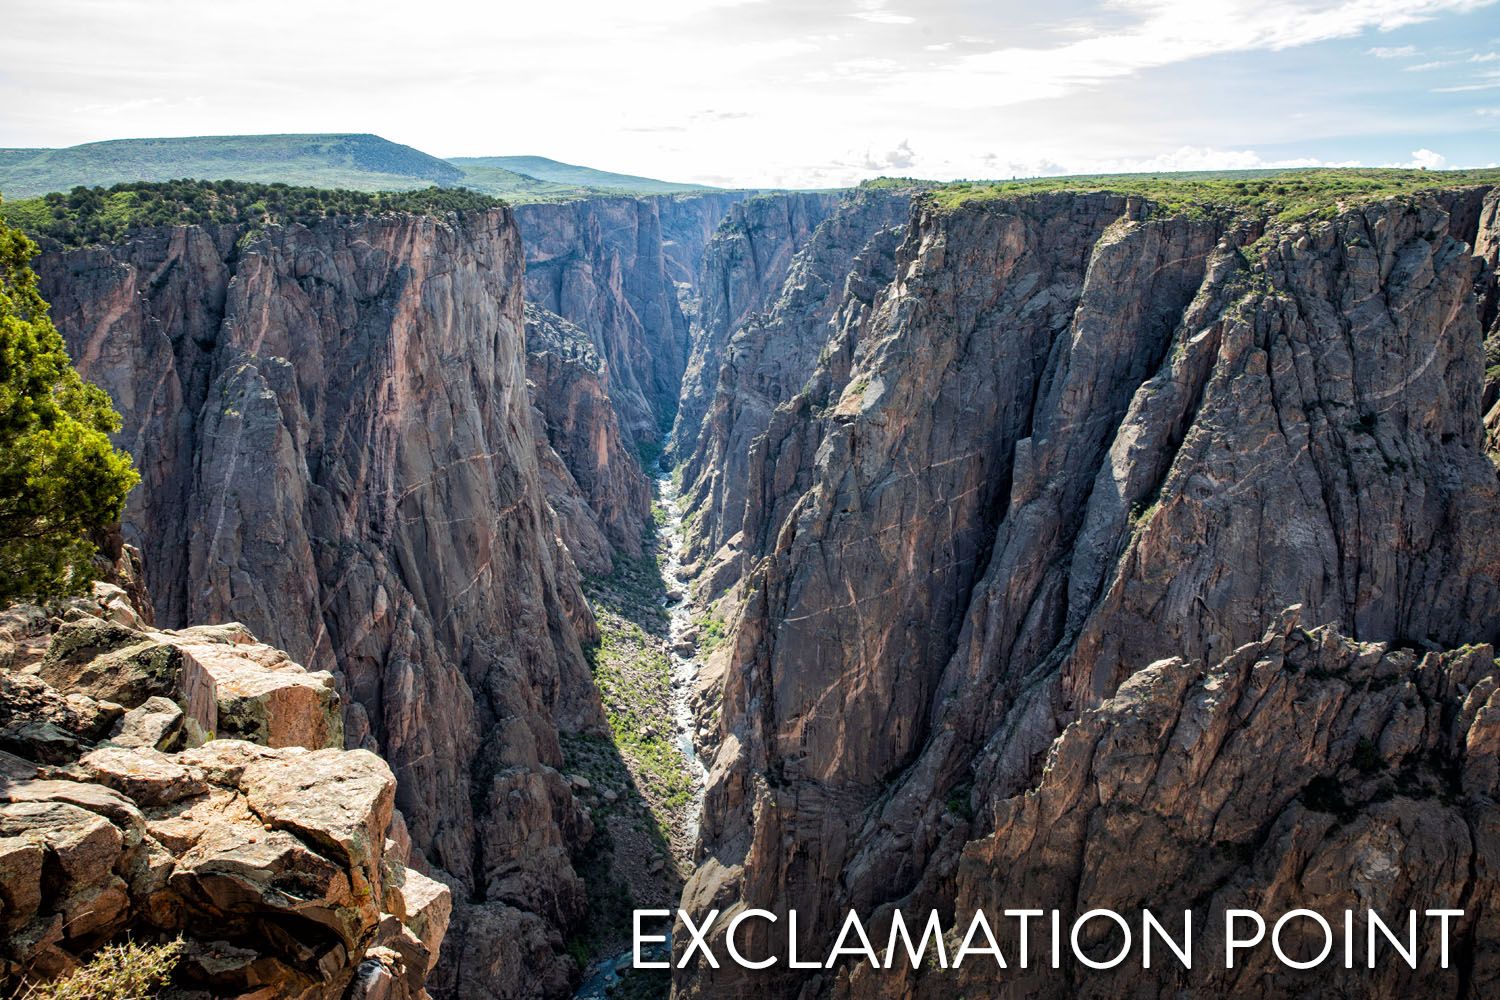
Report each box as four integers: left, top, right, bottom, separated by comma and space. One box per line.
674, 186, 1500, 999
35, 207, 631, 998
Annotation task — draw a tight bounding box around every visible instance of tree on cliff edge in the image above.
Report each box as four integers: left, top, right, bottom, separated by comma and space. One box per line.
0, 205, 137, 604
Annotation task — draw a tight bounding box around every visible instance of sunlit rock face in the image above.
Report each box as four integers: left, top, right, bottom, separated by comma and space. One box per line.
0, 580, 451, 1000
676, 186, 1500, 1000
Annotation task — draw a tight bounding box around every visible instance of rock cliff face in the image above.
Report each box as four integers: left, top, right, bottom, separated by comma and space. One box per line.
676, 187, 1500, 998
35, 210, 605, 998
1477, 189, 1500, 458
676, 188, 912, 580
918, 611, 1500, 1000
514, 194, 744, 444
670, 192, 841, 456
0, 581, 450, 999
525, 303, 651, 574
24, 179, 1500, 1000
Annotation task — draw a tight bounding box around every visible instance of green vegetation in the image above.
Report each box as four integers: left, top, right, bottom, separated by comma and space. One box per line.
1353, 736, 1387, 775
452, 155, 717, 195
0, 209, 138, 604
562, 495, 698, 968
0, 134, 731, 207
583, 532, 696, 817
0, 133, 462, 199
944, 780, 975, 822
693, 608, 729, 655
868, 168, 1500, 222
21, 937, 182, 999
1, 179, 503, 248
444, 161, 606, 201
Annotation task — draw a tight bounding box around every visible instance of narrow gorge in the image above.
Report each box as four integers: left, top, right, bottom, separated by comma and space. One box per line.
7, 173, 1500, 1000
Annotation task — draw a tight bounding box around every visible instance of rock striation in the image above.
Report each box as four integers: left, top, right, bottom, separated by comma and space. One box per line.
515, 194, 744, 444
676, 188, 913, 580
676, 186, 1500, 998
852, 610, 1500, 999
525, 303, 651, 573
35, 208, 606, 998
0, 581, 449, 999
670, 192, 841, 455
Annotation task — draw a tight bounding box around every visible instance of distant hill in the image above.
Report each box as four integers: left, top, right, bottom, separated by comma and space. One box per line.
0, 134, 473, 200
0, 134, 720, 203
450, 155, 716, 195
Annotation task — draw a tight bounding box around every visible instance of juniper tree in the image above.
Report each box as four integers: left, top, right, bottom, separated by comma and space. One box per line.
0, 206, 137, 604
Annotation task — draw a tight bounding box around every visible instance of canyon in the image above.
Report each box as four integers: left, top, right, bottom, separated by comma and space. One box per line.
5, 174, 1500, 1000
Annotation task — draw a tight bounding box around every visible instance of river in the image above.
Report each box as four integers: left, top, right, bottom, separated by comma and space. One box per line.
574, 448, 705, 999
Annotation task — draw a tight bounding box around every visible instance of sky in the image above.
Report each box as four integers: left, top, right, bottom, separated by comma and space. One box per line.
1, 0, 1497, 189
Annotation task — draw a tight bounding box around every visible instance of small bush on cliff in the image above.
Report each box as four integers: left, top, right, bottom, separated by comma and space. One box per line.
22, 937, 182, 999
0, 208, 138, 604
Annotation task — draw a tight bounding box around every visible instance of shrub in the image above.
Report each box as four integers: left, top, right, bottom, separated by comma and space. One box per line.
0, 206, 138, 604
22, 937, 182, 999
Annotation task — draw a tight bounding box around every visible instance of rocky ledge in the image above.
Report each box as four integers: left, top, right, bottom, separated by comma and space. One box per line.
0, 576, 449, 999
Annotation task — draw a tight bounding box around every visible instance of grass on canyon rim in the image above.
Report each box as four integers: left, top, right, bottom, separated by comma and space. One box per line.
0, 179, 504, 248
866, 167, 1500, 221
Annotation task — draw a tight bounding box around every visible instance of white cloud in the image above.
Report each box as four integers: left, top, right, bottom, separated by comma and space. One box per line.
1435, 67, 1500, 90
1044, 145, 1362, 174
882, 0, 1500, 109
851, 1, 914, 24
1367, 44, 1418, 57
1400, 148, 1448, 167
862, 139, 916, 170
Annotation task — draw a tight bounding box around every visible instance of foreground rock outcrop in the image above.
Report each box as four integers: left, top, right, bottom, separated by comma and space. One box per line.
676, 186, 1500, 998
0, 583, 449, 999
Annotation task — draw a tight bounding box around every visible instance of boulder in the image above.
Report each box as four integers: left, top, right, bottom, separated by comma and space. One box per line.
0, 586, 446, 997
105, 696, 184, 751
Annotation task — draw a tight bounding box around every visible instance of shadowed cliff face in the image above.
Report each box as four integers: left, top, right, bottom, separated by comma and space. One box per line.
676, 189, 913, 584
37, 210, 606, 999
526, 302, 652, 574
515, 194, 745, 445
670, 192, 841, 457
675, 187, 1500, 999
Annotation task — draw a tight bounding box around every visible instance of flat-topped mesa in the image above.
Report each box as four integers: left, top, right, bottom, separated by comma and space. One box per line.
676, 185, 1500, 999
34, 206, 607, 999
0, 580, 450, 999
